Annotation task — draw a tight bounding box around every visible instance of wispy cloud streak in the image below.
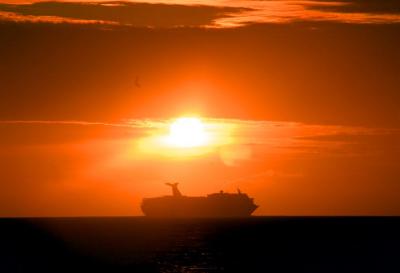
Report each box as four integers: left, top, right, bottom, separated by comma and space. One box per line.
0, 120, 132, 127
0, 10, 118, 24
1, 118, 399, 158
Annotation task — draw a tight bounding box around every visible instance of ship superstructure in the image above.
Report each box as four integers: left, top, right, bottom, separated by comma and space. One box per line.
141, 183, 258, 217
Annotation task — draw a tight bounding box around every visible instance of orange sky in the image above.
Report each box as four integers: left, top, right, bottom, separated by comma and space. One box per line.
0, 0, 400, 216
1, 118, 399, 216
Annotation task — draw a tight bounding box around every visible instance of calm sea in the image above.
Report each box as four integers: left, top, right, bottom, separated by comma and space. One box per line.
1, 217, 399, 272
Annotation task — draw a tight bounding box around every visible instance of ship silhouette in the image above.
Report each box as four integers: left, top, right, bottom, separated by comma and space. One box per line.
141, 183, 258, 217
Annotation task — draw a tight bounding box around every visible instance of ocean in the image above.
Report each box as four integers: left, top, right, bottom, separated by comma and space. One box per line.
1, 217, 399, 273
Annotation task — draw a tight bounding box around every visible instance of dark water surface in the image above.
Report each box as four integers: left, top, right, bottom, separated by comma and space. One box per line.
1, 217, 399, 272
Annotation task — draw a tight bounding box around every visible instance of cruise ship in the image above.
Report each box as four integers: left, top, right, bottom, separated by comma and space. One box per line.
141, 183, 258, 217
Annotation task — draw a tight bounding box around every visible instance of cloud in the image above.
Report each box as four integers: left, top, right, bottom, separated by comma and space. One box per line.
305, 0, 400, 15
215, 0, 400, 27
0, 120, 146, 145
0, 1, 248, 27
0, 120, 132, 126
297, 130, 400, 156
1, 1, 400, 28
0, 10, 118, 24
1, 118, 398, 159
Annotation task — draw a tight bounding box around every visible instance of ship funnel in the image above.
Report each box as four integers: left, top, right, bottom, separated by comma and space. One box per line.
165, 182, 182, 197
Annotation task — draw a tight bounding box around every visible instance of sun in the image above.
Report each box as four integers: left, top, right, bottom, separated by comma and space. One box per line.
167, 117, 208, 148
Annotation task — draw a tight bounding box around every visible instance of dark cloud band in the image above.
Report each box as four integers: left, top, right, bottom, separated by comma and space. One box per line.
1, 1, 400, 28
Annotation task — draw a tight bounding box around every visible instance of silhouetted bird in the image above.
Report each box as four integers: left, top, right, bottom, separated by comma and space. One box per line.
134, 76, 141, 88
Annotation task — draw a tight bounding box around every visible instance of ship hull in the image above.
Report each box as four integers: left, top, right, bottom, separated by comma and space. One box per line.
141, 196, 258, 217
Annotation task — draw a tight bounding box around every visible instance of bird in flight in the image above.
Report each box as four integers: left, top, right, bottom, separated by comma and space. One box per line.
134, 76, 141, 88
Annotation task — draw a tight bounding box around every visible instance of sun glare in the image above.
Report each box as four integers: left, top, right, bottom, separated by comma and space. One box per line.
167, 117, 208, 148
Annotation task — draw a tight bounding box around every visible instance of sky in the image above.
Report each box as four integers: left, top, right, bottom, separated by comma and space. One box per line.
0, 0, 400, 216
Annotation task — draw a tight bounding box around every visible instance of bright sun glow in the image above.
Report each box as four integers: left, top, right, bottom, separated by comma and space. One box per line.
167, 117, 208, 148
